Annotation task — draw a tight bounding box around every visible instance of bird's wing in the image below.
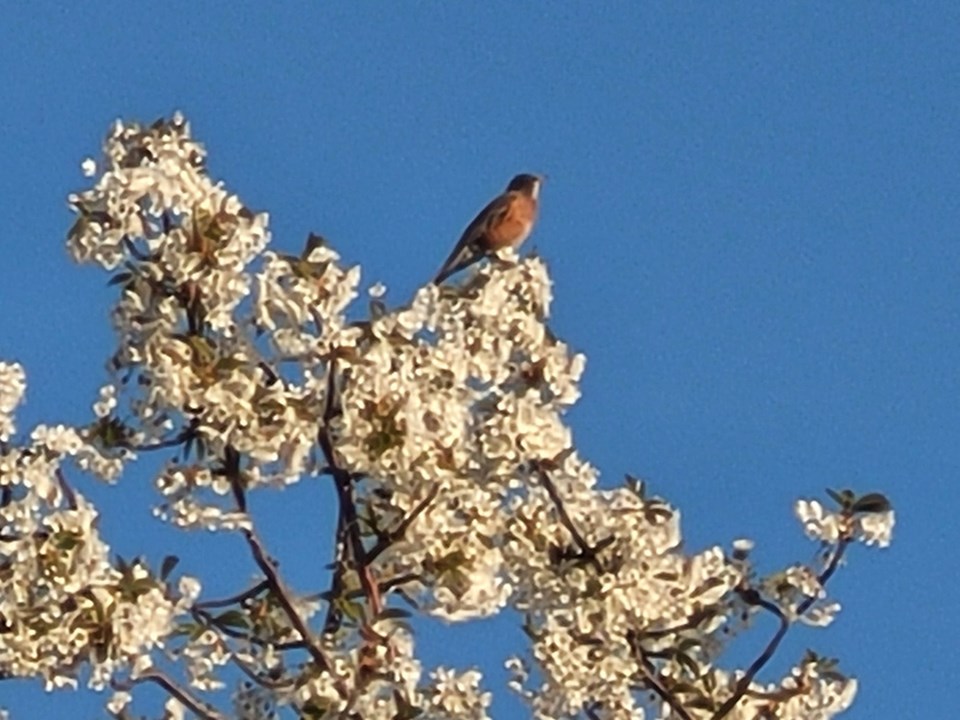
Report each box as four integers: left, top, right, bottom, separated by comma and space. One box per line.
433, 194, 512, 284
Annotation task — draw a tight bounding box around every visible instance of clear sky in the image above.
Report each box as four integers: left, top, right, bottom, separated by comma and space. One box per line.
1, 4, 955, 718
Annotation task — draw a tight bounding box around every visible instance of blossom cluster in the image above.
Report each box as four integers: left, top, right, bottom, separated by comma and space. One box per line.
0, 116, 895, 719
0, 364, 199, 693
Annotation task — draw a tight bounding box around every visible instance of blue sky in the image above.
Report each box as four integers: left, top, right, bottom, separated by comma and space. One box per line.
1, 4, 955, 718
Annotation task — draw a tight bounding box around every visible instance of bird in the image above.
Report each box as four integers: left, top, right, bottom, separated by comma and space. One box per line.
433, 173, 543, 285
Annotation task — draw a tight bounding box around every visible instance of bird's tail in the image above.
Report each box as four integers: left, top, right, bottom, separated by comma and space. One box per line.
432, 242, 482, 285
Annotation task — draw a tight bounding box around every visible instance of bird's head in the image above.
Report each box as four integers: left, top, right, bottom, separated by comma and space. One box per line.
508, 173, 545, 199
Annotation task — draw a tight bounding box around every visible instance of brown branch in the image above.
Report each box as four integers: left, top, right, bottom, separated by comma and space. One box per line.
55, 468, 78, 511
325, 448, 382, 619
322, 511, 350, 634
317, 358, 383, 623
365, 484, 440, 564
221, 447, 349, 700
118, 422, 198, 452
240, 523, 348, 698
534, 463, 604, 573
710, 538, 850, 719
195, 580, 269, 610
112, 669, 227, 720
231, 653, 295, 690
626, 629, 694, 720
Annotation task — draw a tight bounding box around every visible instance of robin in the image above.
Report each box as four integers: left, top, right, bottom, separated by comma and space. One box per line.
433, 173, 543, 285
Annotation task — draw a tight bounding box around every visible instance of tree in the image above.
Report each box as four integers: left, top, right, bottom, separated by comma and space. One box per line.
0, 115, 893, 720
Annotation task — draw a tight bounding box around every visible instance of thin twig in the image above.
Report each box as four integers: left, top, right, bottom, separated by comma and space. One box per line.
54, 468, 78, 511
221, 447, 349, 700
119, 423, 197, 452
710, 539, 850, 719
195, 580, 269, 610
626, 630, 694, 720
534, 464, 604, 573
241, 523, 348, 698
112, 669, 227, 720
365, 485, 440, 564
317, 358, 383, 621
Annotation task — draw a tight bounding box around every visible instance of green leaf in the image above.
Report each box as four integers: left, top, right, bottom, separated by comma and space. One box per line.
338, 598, 365, 622
303, 232, 327, 259
521, 621, 544, 642
377, 607, 412, 621
852, 492, 891, 514
160, 555, 179, 581
644, 505, 673, 524
825, 488, 844, 504
392, 689, 424, 720
826, 488, 855, 509
215, 610, 251, 630
686, 695, 716, 710
370, 299, 387, 320
107, 271, 133, 287
691, 576, 726, 597
625, 473, 646, 499
674, 650, 701, 678
170, 622, 202, 639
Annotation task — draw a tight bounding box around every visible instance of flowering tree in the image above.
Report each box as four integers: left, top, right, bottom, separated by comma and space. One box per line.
0, 116, 893, 720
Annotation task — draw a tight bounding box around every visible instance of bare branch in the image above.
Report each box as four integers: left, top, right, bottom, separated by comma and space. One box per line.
118, 422, 198, 452
54, 468, 78, 511
626, 629, 694, 720
221, 447, 349, 700
711, 538, 851, 719
534, 463, 605, 573
365, 484, 440, 564
112, 669, 228, 720
195, 580, 269, 610
241, 514, 348, 698
317, 358, 383, 623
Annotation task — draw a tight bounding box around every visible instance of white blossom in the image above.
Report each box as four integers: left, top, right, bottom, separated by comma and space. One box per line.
0, 361, 26, 441
0, 116, 892, 720
857, 509, 894, 548
795, 499, 844, 543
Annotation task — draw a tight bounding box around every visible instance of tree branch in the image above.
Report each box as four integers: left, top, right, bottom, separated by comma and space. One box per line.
365, 484, 439, 564
626, 629, 693, 720
240, 516, 348, 697
317, 358, 383, 624
710, 538, 851, 719
534, 463, 605, 573
118, 421, 198, 452
112, 669, 227, 720
195, 580, 269, 610
221, 447, 349, 700
55, 468, 78, 511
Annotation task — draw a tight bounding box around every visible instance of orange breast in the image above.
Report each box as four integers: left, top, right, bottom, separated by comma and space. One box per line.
487, 194, 538, 249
